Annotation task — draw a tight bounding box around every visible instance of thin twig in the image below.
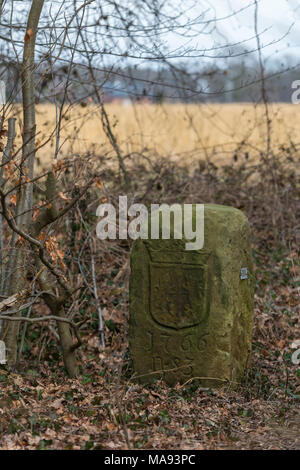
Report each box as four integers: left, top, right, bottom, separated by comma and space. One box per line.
89, 238, 105, 347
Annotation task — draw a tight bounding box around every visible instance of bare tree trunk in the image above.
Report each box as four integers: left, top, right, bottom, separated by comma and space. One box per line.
0, 118, 16, 337
31, 173, 79, 378
35, 261, 79, 377
4, 0, 44, 366
56, 307, 79, 378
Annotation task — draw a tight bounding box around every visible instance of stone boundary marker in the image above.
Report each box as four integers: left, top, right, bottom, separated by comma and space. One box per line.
129, 204, 254, 387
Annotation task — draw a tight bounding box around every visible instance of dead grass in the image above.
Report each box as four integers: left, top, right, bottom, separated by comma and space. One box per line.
8, 102, 300, 168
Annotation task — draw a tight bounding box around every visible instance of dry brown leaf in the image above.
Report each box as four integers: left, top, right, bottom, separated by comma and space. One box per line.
38, 232, 46, 242
10, 194, 17, 206
33, 207, 40, 221
58, 191, 70, 202
24, 28, 33, 43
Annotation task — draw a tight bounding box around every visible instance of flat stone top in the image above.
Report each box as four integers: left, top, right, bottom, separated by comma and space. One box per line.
204, 203, 242, 213
147, 203, 247, 225
141, 203, 249, 253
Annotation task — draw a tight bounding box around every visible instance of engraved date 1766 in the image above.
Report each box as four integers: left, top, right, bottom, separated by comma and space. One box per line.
144, 330, 207, 379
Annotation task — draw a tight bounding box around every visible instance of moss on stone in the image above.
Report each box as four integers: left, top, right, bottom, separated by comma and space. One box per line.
129, 204, 254, 388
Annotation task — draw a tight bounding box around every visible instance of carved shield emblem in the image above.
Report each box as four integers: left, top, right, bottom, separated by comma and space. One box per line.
150, 263, 206, 329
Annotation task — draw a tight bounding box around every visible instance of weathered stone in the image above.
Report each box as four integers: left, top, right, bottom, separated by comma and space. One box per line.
129, 204, 254, 387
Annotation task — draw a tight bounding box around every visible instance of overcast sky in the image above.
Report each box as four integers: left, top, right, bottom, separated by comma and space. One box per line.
190, 0, 299, 64
223, 1, 297, 52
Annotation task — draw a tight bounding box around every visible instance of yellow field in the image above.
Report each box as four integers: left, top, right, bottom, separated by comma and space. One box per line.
9, 102, 300, 167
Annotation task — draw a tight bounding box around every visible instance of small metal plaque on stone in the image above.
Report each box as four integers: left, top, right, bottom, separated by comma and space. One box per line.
240, 267, 248, 280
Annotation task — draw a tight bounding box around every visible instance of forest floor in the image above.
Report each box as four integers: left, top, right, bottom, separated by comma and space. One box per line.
0, 150, 299, 450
